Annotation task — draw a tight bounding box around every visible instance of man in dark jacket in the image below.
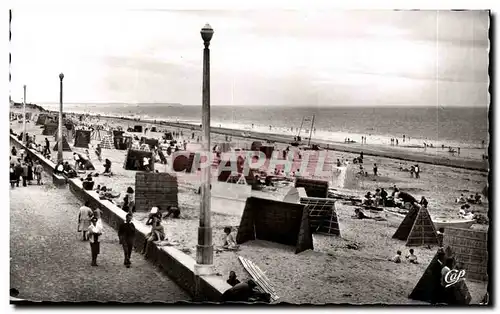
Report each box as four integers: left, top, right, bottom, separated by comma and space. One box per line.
118, 213, 136, 268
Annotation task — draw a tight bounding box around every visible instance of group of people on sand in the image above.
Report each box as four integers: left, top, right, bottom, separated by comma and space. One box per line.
362, 185, 429, 210
388, 248, 419, 264
10, 146, 44, 188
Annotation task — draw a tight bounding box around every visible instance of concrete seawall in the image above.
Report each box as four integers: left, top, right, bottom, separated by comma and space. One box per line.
9, 135, 230, 302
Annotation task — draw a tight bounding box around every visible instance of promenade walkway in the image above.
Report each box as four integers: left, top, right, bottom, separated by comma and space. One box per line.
10, 178, 190, 303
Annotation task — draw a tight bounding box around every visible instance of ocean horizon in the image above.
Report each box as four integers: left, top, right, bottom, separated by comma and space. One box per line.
32, 103, 489, 148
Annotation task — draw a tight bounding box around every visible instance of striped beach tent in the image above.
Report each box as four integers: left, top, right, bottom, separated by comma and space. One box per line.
100, 134, 114, 149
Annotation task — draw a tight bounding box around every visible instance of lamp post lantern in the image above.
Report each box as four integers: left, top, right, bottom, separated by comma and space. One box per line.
57, 73, 64, 163
195, 23, 215, 276
22, 85, 26, 144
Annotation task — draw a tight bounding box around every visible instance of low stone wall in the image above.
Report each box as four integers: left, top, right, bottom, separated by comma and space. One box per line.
10, 134, 230, 301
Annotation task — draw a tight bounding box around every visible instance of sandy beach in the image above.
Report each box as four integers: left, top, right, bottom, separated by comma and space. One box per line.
10, 106, 489, 304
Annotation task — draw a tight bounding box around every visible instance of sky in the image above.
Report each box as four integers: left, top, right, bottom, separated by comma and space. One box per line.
10, 9, 490, 107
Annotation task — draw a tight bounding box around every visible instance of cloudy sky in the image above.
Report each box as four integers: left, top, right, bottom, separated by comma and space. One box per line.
10, 9, 489, 106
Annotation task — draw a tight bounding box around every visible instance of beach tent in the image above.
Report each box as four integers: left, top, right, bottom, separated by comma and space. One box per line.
443, 227, 488, 282
42, 123, 58, 136
141, 137, 159, 149
135, 172, 178, 212
91, 128, 103, 141
409, 246, 471, 305
164, 132, 174, 141
133, 125, 143, 133
36, 114, 48, 125
74, 130, 91, 148
236, 197, 314, 254
100, 135, 115, 149
53, 136, 72, 152
294, 178, 329, 198
123, 149, 154, 171
251, 141, 263, 151
392, 206, 439, 247
114, 135, 132, 150
300, 197, 341, 236
259, 145, 274, 159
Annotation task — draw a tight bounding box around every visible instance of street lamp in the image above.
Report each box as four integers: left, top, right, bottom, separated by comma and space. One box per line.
22, 85, 26, 144
195, 23, 215, 276
57, 73, 64, 163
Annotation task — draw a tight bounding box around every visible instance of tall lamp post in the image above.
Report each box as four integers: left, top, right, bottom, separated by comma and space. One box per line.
195, 23, 215, 276
57, 73, 64, 164
22, 85, 26, 144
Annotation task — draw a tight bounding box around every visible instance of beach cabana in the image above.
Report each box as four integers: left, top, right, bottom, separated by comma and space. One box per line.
236, 197, 314, 254
123, 149, 154, 171
74, 130, 91, 148
53, 136, 72, 152
392, 206, 439, 247
294, 178, 329, 198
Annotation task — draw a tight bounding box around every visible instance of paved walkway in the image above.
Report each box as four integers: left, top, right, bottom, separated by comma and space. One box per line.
10, 178, 189, 302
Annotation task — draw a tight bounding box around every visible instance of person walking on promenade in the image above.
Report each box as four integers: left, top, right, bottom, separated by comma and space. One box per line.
78, 201, 94, 241
10, 163, 17, 188
21, 161, 28, 187
118, 213, 136, 268
44, 138, 51, 155
34, 160, 44, 185
88, 217, 103, 267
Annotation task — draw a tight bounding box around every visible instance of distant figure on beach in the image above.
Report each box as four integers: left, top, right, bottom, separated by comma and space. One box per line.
373, 163, 378, 176
403, 134, 405, 142
269, 125, 272, 130
457, 147, 460, 156
414, 164, 420, 178
361, 136, 364, 143
252, 124, 254, 129
396, 139, 399, 146
410, 165, 415, 178
482, 140, 485, 148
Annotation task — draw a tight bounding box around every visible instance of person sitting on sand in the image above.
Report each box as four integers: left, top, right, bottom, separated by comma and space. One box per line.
405, 249, 419, 264
227, 271, 241, 287
103, 159, 112, 176
363, 192, 373, 206
388, 250, 402, 263
164, 205, 181, 219
222, 227, 238, 249
11, 146, 17, 156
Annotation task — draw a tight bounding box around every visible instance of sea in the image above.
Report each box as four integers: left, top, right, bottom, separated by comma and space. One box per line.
38, 103, 489, 149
